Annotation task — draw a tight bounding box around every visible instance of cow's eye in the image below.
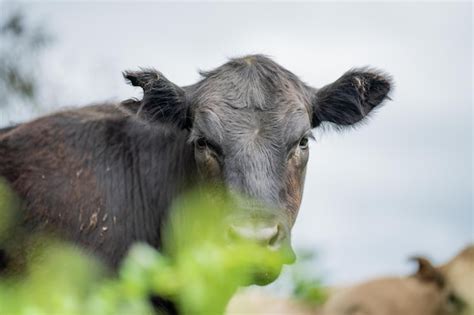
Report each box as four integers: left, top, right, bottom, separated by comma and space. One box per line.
299, 136, 309, 149
194, 137, 223, 157
195, 137, 208, 150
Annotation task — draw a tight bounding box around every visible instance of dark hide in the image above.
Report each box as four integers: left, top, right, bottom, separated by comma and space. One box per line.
0, 125, 17, 135
0, 105, 196, 269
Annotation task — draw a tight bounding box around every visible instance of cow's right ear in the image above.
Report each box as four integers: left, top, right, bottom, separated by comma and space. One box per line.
410, 256, 445, 288
123, 69, 190, 129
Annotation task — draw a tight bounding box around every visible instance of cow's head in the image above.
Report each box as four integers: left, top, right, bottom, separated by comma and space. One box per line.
123, 55, 392, 282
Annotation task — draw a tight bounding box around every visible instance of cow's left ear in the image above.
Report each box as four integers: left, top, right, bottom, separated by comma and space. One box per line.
410, 256, 445, 288
311, 68, 392, 128
123, 69, 190, 129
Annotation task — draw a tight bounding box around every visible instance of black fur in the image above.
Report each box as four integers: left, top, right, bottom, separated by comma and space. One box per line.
0, 125, 17, 135
0, 106, 196, 269
312, 67, 392, 127
123, 69, 190, 129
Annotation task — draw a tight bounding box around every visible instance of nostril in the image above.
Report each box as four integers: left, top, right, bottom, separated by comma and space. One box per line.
268, 224, 281, 247
228, 224, 281, 247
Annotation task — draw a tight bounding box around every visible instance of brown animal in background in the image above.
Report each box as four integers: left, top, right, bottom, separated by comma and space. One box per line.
226, 246, 473, 315
439, 245, 474, 315
322, 246, 473, 315
226, 289, 316, 314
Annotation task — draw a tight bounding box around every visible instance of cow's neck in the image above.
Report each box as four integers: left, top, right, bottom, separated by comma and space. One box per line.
101, 121, 197, 248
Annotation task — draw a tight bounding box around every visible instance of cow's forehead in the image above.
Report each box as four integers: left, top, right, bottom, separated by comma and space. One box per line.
190, 55, 312, 145
193, 55, 310, 111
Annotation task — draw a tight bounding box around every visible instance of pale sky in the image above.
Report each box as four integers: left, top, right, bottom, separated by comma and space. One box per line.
1, 1, 472, 286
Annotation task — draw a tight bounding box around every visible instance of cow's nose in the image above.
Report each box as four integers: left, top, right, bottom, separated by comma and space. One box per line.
228, 223, 283, 248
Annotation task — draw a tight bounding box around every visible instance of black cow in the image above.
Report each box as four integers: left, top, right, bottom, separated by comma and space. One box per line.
0, 54, 391, 306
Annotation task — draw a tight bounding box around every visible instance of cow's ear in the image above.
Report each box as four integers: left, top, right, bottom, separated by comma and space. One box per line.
311, 68, 392, 128
123, 69, 190, 129
410, 256, 445, 288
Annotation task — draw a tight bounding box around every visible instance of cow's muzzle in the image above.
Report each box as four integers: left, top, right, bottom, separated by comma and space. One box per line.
225, 210, 296, 262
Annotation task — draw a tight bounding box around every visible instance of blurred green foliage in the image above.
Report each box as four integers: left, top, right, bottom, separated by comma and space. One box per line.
290, 249, 328, 306
0, 177, 20, 242
0, 183, 291, 314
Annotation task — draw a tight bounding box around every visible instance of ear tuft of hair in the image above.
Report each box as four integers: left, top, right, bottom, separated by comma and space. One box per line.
123, 69, 160, 89
349, 69, 392, 109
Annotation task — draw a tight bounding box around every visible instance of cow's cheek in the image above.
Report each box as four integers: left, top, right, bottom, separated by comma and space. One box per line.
195, 150, 222, 182
283, 150, 308, 226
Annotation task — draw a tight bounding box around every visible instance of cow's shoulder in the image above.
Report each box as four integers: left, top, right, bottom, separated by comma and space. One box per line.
0, 104, 132, 185
0, 103, 129, 139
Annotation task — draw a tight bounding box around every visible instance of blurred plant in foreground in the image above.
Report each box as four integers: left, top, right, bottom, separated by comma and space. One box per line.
290, 249, 328, 306
0, 183, 289, 314
0, 178, 20, 243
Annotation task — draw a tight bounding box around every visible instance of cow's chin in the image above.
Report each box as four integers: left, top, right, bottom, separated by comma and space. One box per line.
248, 247, 296, 286
251, 265, 284, 286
